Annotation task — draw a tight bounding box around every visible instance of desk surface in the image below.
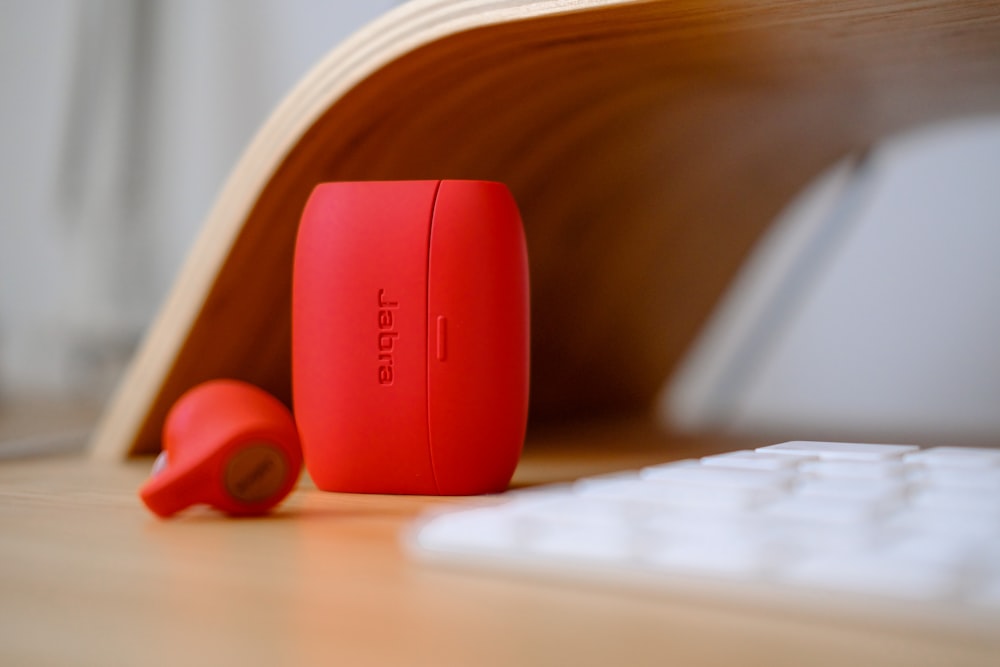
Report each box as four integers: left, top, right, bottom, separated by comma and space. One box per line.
2, 421, 998, 666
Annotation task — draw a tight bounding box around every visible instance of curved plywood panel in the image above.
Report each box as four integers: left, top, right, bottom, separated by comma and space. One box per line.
91, 0, 1000, 458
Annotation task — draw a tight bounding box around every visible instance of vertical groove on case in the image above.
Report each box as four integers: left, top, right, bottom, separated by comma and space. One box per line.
424, 180, 443, 494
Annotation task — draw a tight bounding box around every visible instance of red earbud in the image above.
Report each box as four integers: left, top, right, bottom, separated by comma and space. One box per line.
139, 379, 302, 518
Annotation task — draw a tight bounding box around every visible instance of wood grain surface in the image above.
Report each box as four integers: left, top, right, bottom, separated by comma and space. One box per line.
90, 0, 1000, 458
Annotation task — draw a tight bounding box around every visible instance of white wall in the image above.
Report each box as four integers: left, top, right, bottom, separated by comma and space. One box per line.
664, 116, 1000, 445
0, 0, 401, 401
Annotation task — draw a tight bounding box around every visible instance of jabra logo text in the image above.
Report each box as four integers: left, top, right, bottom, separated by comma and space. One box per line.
377, 289, 398, 385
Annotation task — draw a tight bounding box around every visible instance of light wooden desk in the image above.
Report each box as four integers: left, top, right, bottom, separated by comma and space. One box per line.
2, 420, 998, 666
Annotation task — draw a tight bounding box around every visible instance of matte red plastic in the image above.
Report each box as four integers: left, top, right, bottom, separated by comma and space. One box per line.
293, 180, 529, 494
293, 181, 438, 493
427, 181, 530, 493
139, 379, 302, 517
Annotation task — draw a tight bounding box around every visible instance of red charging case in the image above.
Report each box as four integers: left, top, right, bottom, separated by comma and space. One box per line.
292, 180, 530, 494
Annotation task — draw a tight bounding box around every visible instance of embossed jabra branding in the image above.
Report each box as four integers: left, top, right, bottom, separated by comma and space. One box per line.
377, 289, 399, 385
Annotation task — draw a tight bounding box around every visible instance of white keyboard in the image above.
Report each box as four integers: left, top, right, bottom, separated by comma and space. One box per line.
408, 442, 1000, 637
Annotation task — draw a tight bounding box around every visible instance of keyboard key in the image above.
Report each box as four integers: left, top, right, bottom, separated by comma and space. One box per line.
763, 518, 887, 555
644, 509, 759, 542
577, 477, 783, 511
526, 521, 633, 562
903, 446, 1000, 468
908, 465, 1000, 490
758, 441, 919, 461
799, 459, 910, 480
782, 554, 956, 601
701, 450, 814, 471
641, 533, 770, 577
911, 487, 1000, 515
764, 494, 894, 524
511, 494, 639, 527
794, 477, 908, 502
904, 446, 1000, 467
640, 462, 794, 490
879, 533, 981, 569
886, 507, 999, 541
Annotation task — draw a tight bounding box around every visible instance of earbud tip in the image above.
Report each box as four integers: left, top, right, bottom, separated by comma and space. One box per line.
139, 454, 207, 518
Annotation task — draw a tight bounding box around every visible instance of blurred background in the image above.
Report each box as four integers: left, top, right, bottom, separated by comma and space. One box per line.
661, 117, 1000, 446
1, 0, 998, 447
0, 0, 401, 411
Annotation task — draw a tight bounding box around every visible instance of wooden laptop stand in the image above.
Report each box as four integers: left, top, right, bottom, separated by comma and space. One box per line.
89, 0, 1000, 459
